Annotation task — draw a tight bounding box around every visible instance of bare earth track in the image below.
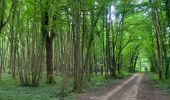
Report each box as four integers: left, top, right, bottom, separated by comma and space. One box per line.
78, 73, 170, 100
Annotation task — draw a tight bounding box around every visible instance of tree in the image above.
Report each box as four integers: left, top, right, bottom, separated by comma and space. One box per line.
150, 0, 163, 79
41, 0, 56, 84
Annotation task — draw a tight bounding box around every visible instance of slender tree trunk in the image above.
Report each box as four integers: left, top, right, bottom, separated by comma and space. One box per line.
150, 0, 163, 80
165, 59, 170, 79
73, 0, 82, 93
105, 8, 111, 78
133, 55, 138, 71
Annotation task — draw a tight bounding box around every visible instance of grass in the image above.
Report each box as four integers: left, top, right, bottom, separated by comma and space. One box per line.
0, 71, 131, 100
0, 73, 75, 100
117, 70, 132, 78
85, 75, 116, 91
148, 72, 170, 93
84, 71, 132, 91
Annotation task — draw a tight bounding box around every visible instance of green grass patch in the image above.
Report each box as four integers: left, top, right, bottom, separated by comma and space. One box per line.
0, 71, 132, 100
148, 72, 170, 93
84, 71, 131, 91
84, 75, 116, 91
117, 70, 132, 78
0, 73, 75, 100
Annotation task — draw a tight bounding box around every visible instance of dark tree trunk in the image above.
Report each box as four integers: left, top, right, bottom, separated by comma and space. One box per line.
133, 55, 138, 71
105, 8, 111, 78
46, 37, 55, 84
41, 1, 55, 84
165, 58, 170, 79
165, 0, 170, 26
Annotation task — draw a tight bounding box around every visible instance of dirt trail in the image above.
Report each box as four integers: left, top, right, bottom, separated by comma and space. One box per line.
78, 73, 170, 100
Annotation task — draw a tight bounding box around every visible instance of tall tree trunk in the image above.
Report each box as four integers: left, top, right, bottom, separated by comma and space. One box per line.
105, 8, 111, 78
150, 0, 163, 80
73, 0, 82, 93
41, 1, 55, 84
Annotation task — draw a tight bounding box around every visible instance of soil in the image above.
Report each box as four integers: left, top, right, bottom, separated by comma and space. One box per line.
78, 73, 170, 100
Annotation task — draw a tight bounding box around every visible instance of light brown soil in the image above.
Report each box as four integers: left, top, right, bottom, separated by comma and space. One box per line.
78, 73, 170, 100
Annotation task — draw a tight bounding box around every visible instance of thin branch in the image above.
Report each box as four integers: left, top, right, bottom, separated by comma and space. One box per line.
0, 0, 17, 30
117, 39, 137, 60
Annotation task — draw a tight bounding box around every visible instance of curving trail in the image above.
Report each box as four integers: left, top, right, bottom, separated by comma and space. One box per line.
78, 73, 170, 100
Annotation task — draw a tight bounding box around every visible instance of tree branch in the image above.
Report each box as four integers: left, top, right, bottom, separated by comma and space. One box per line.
0, 0, 17, 30
117, 39, 137, 60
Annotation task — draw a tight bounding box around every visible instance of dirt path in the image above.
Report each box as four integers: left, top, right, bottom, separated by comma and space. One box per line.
78, 73, 170, 100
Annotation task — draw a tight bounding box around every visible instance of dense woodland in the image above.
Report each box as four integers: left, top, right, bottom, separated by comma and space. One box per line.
0, 0, 170, 98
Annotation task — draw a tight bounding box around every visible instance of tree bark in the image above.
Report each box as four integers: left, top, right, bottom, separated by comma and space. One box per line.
105, 8, 111, 78
150, 0, 163, 80
165, 0, 170, 26
73, 0, 82, 93
41, 1, 55, 84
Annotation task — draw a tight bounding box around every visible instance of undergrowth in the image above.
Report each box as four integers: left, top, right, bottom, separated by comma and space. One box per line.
148, 72, 170, 93
0, 71, 131, 100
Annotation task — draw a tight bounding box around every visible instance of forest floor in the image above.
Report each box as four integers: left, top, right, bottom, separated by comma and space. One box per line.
78, 73, 170, 100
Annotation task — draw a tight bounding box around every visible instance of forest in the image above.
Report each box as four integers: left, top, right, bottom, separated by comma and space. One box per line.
0, 0, 170, 100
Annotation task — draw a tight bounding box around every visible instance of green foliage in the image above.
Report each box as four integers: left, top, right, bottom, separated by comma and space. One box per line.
117, 70, 132, 78
0, 0, 170, 97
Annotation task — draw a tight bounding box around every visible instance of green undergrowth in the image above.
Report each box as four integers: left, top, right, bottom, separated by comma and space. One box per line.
84, 75, 116, 91
117, 70, 132, 78
148, 72, 170, 93
0, 71, 131, 100
84, 71, 132, 91
0, 73, 75, 100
